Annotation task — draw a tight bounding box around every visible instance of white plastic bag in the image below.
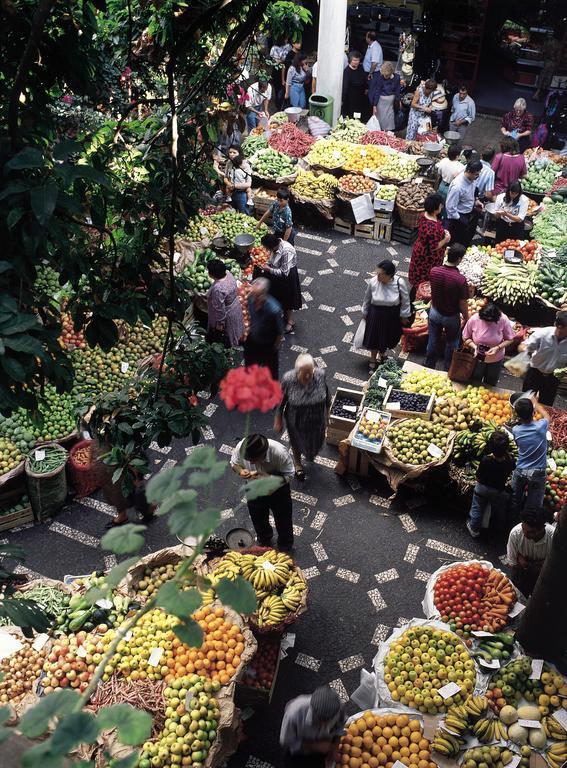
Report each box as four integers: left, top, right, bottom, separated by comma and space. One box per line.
353, 318, 366, 349
366, 115, 381, 131
504, 351, 530, 378
351, 668, 376, 709
307, 115, 331, 138
417, 116, 431, 135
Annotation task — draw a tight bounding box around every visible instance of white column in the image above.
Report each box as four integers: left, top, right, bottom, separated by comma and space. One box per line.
315, 0, 348, 125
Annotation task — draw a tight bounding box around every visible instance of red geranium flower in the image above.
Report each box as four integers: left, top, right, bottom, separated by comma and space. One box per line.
219, 365, 282, 413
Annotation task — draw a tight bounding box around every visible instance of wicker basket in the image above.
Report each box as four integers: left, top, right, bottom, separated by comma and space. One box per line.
396, 201, 424, 229
68, 440, 105, 498
25, 442, 68, 521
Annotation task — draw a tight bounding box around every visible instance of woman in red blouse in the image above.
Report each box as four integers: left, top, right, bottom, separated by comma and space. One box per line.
408, 193, 451, 295
501, 98, 534, 154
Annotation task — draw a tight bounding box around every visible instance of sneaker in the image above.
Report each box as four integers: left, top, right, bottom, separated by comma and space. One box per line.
466, 520, 480, 538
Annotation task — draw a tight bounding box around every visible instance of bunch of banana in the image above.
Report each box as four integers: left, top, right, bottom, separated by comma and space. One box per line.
465, 695, 489, 719
257, 595, 287, 627
250, 556, 291, 590
544, 715, 567, 742
444, 705, 469, 735
239, 554, 256, 580
200, 586, 216, 605
213, 561, 240, 581
473, 717, 507, 743
432, 729, 465, 757
280, 582, 305, 612
547, 742, 567, 768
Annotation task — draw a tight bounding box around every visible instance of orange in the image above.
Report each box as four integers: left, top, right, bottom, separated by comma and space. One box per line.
351, 747, 362, 758
349, 759, 361, 768
408, 721, 421, 733
418, 741, 429, 752
382, 728, 393, 740
396, 715, 409, 728
377, 754, 388, 765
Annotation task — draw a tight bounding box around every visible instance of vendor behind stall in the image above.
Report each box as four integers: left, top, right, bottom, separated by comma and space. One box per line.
245, 78, 272, 132
280, 685, 345, 768
519, 311, 567, 406
507, 506, 555, 597
492, 181, 529, 243
257, 187, 295, 244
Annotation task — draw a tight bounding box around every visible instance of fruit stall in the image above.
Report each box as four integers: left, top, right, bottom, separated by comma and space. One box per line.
0, 543, 309, 765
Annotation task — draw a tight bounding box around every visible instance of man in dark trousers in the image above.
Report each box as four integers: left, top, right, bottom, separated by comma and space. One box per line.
244, 277, 285, 380
444, 159, 483, 248
231, 433, 295, 550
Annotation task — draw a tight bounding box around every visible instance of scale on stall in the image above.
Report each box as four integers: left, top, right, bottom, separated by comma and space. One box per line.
416, 142, 443, 182
233, 233, 255, 268
225, 527, 254, 551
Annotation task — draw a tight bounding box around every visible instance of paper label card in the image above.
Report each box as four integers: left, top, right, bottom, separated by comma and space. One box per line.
96, 599, 113, 610
427, 443, 444, 459
148, 647, 164, 667
509, 602, 525, 618
472, 630, 494, 638
530, 658, 544, 679
185, 691, 195, 709
77, 644, 88, 658
0, 632, 23, 661
392, 762, 407, 768
32, 634, 50, 652
386, 402, 400, 410
360, 149, 367, 157
548, 458, 557, 471
35, 449, 46, 461
518, 719, 541, 729
505, 249, 516, 260
479, 657, 500, 669
422, 714, 441, 741
507, 756, 521, 768
82, 431, 90, 440
552, 708, 567, 730
351, 193, 375, 224
120, 361, 130, 373
124, 630, 133, 641
438, 682, 461, 699
353, 112, 362, 119
378, 378, 387, 388
414, 177, 423, 184
343, 405, 357, 413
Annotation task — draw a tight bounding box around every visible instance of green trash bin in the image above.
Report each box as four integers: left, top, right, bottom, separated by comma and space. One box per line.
309, 93, 334, 125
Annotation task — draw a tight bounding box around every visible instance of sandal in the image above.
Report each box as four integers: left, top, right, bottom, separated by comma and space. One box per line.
104, 518, 128, 529
295, 468, 306, 481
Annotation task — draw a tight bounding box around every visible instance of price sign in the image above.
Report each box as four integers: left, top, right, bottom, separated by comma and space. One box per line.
414, 177, 423, 184
438, 682, 461, 700
392, 762, 407, 768
185, 691, 195, 709
378, 378, 387, 388
471, 630, 494, 638
552, 709, 567, 730
507, 756, 521, 768
547, 431, 552, 442
96, 599, 113, 610
124, 630, 133, 641
82, 431, 90, 440
427, 443, 444, 459
120, 361, 130, 373
350, 193, 375, 224
0, 632, 23, 661
518, 719, 541, 729
333, 150, 341, 160
530, 658, 544, 679
508, 602, 525, 618
343, 405, 357, 413
353, 112, 362, 119
148, 647, 164, 667
32, 634, 50, 652
360, 149, 367, 157
548, 458, 557, 471
505, 249, 516, 260
77, 644, 88, 658
173, 252, 181, 264
478, 657, 500, 669
386, 402, 400, 410
34, 449, 46, 461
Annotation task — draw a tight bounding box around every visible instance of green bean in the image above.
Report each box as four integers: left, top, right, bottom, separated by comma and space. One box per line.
28, 445, 67, 474
0, 585, 70, 626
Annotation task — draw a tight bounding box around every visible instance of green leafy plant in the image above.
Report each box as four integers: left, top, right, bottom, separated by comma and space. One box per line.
264, 1, 312, 43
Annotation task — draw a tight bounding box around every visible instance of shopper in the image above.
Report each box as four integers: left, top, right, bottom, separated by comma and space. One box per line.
405, 79, 436, 141
519, 311, 567, 406
271, 36, 292, 110
449, 85, 476, 141
369, 62, 401, 132
285, 53, 309, 109
280, 685, 345, 768
466, 431, 516, 538
408, 193, 451, 291
462, 302, 516, 386
206, 259, 245, 348
425, 244, 469, 371
477, 145, 496, 198
257, 187, 295, 244
492, 139, 527, 196
274, 354, 330, 480
362, 259, 411, 371
245, 78, 272, 132
362, 31, 383, 78
260, 233, 303, 334
244, 278, 285, 380
437, 144, 463, 201
223, 150, 252, 213
506, 506, 555, 597
511, 395, 549, 517
341, 52, 368, 119
444, 159, 483, 248
492, 182, 529, 243
231, 433, 294, 550
501, 98, 534, 154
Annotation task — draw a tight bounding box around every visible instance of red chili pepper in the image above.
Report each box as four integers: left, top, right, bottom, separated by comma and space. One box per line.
268, 123, 315, 158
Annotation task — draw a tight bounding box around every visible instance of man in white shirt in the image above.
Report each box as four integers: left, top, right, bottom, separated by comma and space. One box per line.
231, 433, 295, 549
507, 506, 555, 596
445, 159, 483, 248
245, 78, 272, 132
519, 311, 567, 405
449, 85, 476, 141
362, 31, 383, 77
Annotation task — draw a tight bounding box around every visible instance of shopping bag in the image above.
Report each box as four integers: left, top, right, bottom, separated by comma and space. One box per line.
448, 347, 476, 383
365, 114, 381, 131
504, 350, 530, 377
353, 318, 366, 349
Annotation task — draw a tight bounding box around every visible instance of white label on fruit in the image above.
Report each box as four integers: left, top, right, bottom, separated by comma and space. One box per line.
378, 378, 387, 388
360, 149, 367, 157
530, 658, 544, 679
471, 630, 494, 638
478, 657, 500, 669
0, 632, 23, 660
200, 226, 208, 235
427, 443, 444, 459
124, 630, 133, 641
96, 598, 112, 610
148, 647, 164, 667
343, 405, 357, 413
386, 402, 400, 410
505, 249, 515, 260
120, 361, 129, 373
173, 252, 181, 264
552, 709, 567, 729
392, 762, 407, 768
32, 633, 49, 651
507, 757, 521, 768
414, 177, 423, 184
353, 112, 361, 119
333, 151, 341, 160
77, 644, 88, 658
509, 601, 525, 618
34, 449, 46, 461
548, 458, 557, 471
438, 682, 461, 699
518, 719, 541, 729
547, 431, 552, 442
185, 691, 194, 709
82, 431, 90, 440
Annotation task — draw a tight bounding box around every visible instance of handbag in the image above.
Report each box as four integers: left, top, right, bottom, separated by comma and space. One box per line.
353, 318, 366, 349
448, 347, 477, 383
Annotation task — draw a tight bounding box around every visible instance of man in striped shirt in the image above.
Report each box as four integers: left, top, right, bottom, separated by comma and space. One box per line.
507, 506, 555, 596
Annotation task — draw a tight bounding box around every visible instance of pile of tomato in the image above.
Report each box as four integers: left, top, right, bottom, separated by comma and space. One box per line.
494, 239, 540, 262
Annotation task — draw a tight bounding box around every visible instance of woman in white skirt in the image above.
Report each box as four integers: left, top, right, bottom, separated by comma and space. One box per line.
369, 62, 401, 132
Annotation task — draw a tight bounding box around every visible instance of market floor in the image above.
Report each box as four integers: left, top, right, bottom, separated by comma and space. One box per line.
4, 228, 559, 768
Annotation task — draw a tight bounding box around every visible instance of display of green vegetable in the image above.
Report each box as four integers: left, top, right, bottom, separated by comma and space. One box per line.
531, 201, 567, 248
535, 259, 567, 306
210, 210, 268, 245
523, 158, 561, 194
363, 360, 402, 408
0, 494, 29, 517
27, 443, 67, 474
0, 386, 76, 449
250, 148, 296, 179
0, 438, 23, 474
183, 248, 240, 294
480, 257, 537, 304
0, 585, 71, 627
241, 133, 268, 157
330, 117, 367, 142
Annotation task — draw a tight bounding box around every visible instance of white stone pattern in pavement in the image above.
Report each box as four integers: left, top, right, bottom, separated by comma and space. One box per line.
149, 441, 172, 454
338, 653, 365, 673
414, 569, 432, 582
371, 624, 391, 646
369, 494, 391, 509
311, 542, 328, 561
295, 653, 321, 671
320, 345, 337, 354
314, 456, 336, 469
398, 513, 417, 532
426, 539, 475, 560
319, 304, 336, 313
404, 544, 420, 563
336, 568, 360, 583
291, 490, 318, 505
302, 566, 321, 579
343, 269, 360, 276
328, 678, 349, 702
310, 511, 328, 529
375, 568, 399, 583
301, 276, 313, 285
341, 315, 354, 326
367, 588, 387, 610
342, 332, 354, 343
333, 494, 355, 507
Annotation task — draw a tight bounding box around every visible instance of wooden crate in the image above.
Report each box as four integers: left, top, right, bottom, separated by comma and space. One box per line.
334, 217, 353, 235
392, 222, 417, 245
354, 221, 375, 239
253, 187, 277, 215
0, 488, 34, 532
374, 220, 393, 241
235, 636, 281, 708
347, 445, 370, 477
383, 385, 434, 421
328, 387, 364, 429
326, 425, 350, 447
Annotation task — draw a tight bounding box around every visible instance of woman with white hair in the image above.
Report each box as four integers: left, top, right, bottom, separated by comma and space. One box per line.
274, 354, 330, 480
368, 61, 401, 132
501, 98, 534, 153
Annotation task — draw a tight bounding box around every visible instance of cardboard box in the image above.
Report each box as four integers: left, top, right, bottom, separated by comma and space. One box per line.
351, 408, 391, 454
383, 385, 434, 421
0, 488, 34, 532
328, 388, 364, 429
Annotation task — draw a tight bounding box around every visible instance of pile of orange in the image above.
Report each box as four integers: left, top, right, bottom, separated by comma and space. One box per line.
478, 389, 512, 425
337, 711, 436, 768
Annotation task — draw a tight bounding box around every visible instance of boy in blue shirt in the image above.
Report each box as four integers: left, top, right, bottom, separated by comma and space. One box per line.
511, 395, 549, 518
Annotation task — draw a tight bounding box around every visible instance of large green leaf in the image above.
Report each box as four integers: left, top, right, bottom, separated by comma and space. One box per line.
49, 711, 101, 754
5, 147, 44, 171
244, 475, 283, 501
0, 356, 27, 382
30, 183, 59, 226
0, 597, 51, 633
19, 689, 79, 738
146, 465, 185, 503
21, 741, 65, 768
6, 208, 24, 230
154, 488, 197, 518
53, 140, 83, 160
0, 314, 41, 334
216, 576, 257, 614
96, 704, 152, 746
3, 334, 43, 355
173, 618, 203, 649
0, 180, 30, 200
156, 582, 201, 619
100, 523, 146, 554
168, 502, 219, 540
104, 556, 139, 589
69, 165, 111, 189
